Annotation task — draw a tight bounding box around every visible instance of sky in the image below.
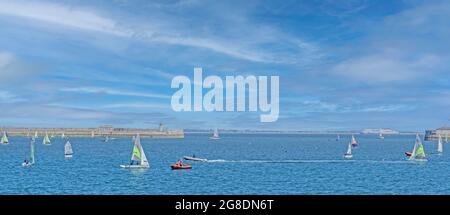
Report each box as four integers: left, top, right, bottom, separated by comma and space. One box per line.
0, 0, 449, 131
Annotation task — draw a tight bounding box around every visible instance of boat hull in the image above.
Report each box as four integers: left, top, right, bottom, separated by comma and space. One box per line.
120, 165, 149, 169
183, 156, 207, 162
344, 154, 353, 159
22, 162, 33, 167
171, 165, 192, 170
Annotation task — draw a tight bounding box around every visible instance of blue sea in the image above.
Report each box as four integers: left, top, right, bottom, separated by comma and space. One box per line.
0, 133, 449, 194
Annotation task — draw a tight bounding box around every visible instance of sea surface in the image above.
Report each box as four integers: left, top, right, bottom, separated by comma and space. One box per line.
1, 133, 449, 194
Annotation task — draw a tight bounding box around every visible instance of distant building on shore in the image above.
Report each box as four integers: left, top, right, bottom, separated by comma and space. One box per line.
425, 127, 450, 141
361, 128, 399, 134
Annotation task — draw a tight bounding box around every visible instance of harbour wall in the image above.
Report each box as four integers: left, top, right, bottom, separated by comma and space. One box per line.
1, 127, 184, 138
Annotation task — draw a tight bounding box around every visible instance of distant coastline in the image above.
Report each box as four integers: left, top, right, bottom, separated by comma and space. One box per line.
185, 129, 419, 135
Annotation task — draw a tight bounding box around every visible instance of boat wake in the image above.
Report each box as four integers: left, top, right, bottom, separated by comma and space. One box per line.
206, 159, 354, 163
204, 159, 437, 164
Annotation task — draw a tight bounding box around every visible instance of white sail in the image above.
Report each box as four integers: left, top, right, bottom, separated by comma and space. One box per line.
91, 130, 95, 138
136, 135, 149, 167
336, 134, 340, 141
446, 134, 449, 143
34, 131, 38, 139
65, 141, 73, 156
379, 132, 384, 139
346, 142, 352, 155
30, 138, 35, 164
437, 134, 443, 154
43, 132, 51, 145
351, 135, 358, 146
210, 128, 220, 139
61, 132, 65, 139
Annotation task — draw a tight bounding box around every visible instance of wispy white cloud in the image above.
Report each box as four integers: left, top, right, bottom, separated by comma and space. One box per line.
60, 87, 169, 99
0, 90, 24, 103
332, 51, 441, 83
0, 0, 322, 64
0, 1, 126, 36
0, 51, 14, 68
101, 102, 168, 109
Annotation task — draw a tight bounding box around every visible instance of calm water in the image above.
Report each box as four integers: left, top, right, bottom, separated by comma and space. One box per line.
0, 133, 449, 194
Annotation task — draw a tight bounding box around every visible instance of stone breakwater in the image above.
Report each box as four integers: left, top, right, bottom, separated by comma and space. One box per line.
1, 127, 184, 138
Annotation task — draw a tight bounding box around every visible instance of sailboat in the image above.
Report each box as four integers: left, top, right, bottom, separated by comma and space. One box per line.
336, 134, 340, 141
351, 135, 358, 147
437, 134, 443, 155
22, 138, 35, 167
61, 132, 65, 139
43, 132, 51, 145
343, 142, 353, 159
446, 134, 448, 143
103, 135, 109, 143
409, 134, 427, 161
34, 131, 38, 139
120, 134, 149, 169
1, 131, 9, 145
91, 130, 95, 138
210, 128, 220, 140
379, 132, 384, 139
64, 140, 73, 158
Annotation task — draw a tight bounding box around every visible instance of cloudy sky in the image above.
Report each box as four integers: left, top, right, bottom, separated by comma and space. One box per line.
0, 0, 449, 131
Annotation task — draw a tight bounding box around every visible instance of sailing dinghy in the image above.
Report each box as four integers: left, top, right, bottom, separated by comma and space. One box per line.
65, 140, 73, 158
437, 134, 443, 155
379, 132, 384, 139
43, 132, 51, 145
22, 138, 35, 167
1, 131, 9, 145
409, 134, 427, 162
120, 134, 149, 169
209, 128, 220, 140
343, 142, 353, 159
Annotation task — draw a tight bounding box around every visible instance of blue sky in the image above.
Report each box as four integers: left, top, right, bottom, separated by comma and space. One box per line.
0, 0, 449, 131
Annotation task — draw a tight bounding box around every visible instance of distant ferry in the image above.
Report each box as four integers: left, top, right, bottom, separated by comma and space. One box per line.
362, 128, 399, 135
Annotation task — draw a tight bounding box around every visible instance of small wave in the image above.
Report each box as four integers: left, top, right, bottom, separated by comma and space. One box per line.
205, 159, 227, 163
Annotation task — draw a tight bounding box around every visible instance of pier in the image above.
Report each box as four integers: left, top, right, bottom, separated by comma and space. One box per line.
0, 125, 184, 138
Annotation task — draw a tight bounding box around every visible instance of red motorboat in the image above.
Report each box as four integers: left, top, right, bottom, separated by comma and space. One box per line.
405, 152, 412, 157
171, 164, 192, 170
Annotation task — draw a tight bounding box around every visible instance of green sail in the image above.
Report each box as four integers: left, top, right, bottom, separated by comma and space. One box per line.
131, 144, 141, 161
1, 132, 8, 143
416, 145, 425, 157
